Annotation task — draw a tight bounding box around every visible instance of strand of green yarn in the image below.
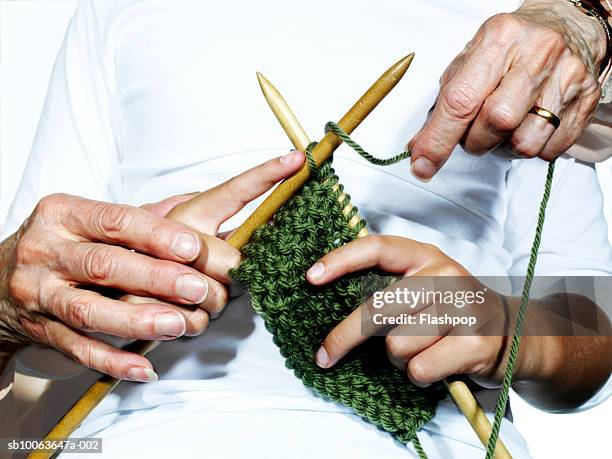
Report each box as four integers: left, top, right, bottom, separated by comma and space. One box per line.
231, 121, 555, 459
484, 160, 554, 459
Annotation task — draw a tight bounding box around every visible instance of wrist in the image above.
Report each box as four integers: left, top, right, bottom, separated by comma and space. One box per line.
568, 1, 612, 70
515, 0, 607, 74
513, 335, 564, 382
495, 295, 564, 383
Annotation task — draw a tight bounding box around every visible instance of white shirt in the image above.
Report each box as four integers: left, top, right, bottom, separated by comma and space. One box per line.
2, 1, 611, 458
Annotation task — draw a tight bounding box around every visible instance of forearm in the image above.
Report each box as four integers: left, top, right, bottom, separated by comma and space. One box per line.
510, 294, 612, 411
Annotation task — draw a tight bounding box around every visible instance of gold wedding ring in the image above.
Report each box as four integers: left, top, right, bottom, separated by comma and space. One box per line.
529, 106, 561, 129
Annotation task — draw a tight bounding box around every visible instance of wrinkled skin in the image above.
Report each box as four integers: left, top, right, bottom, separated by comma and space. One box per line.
0, 152, 305, 381
409, 0, 607, 181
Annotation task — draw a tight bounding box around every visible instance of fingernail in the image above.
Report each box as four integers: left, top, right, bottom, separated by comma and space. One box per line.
411, 157, 436, 182
154, 312, 186, 337
307, 262, 325, 280
176, 274, 208, 303
127, 367, 158, 383
315, 346, 330, 368
171, 232, 200, 261
407, 374, 431, 389
280, 151, 298, 164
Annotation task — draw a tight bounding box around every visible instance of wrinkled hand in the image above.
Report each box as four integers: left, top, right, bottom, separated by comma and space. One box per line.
0, 151, 305, 381
409, 0, 607, 181
306, 236, 520, 388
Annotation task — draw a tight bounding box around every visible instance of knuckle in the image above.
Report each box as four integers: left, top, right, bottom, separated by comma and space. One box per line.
35, 193, 66, 217
40, 320, 59, 347
13, 231, 47, 267
410, 132, 450, 166
186, 310, 210, 336
142, 263, 167, 294
70, 341, 95, 368
407, 359, 430, 384
566, 54, 587, 78
82, 245, 116, 282
125, 310, 153, 338
19, 316, 47, 345
583, 77, 601, 99
206, 285, 229, 316
14, 236, 33, 265
64, 294, 93, 330
442, 84, 480, 120
462, 336, 486, 356
325, 330, 348, 357
101, 352, 123, 377
6, 270, 35, 306
225, 250, 242, 270
368, 235, 388, 254
423, 242, 444, 259
510, 129, 541, 157
148, 223, 170, 250
96, 203, 133, 237
541, 29, 566, 52
539, 150, 560, 162
483, 13, 521, 42
510, 137, 538, 158
435, 263, 464, 277
385, 335, 406, 359
485, 103, 523, 132
485, 13, 518, 31
220, 176, 243, 203
460, 138, 488, 156
6, 275, 21, 303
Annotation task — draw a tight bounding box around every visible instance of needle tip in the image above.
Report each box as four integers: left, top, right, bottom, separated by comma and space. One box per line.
387, 53, 415, 80
401, 52, 415, 65
256, 71, 268, 86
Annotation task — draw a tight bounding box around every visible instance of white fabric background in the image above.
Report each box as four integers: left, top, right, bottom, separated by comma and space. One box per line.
0, 1, 610, 458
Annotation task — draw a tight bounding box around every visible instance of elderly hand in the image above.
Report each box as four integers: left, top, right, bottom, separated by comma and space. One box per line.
0, 151, 305, 381
408, 0, 608, 181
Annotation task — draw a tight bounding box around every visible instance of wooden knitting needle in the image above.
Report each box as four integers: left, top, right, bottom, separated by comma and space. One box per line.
256, 70, 512, 459
255, 71, 368, 238
228, 53, 414, 248
29, 54, 415, 459
28, 339, 157, 459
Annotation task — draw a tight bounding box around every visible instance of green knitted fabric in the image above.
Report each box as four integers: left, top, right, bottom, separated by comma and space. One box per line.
231, 122, 555, 458
231, 154, 446, 452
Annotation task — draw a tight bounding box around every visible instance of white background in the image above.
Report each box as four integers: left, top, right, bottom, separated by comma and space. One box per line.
0, 1, 610, 458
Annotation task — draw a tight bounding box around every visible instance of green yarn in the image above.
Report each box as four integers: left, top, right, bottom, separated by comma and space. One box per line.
231, 123, 555, 458
325, 121, 412, 165
484, 161, 555, 459
231, 149, 446, 452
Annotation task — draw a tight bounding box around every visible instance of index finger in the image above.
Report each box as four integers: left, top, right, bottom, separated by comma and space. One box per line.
410, 50, 507, 181
306, 235, 438, 285
316, 276, 438, 369
167, 151, 306, 232
60, 195, 202, 263
315, 305, 366, 369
